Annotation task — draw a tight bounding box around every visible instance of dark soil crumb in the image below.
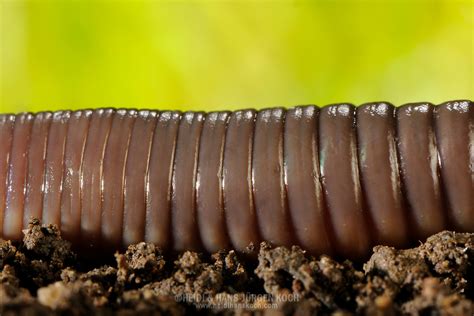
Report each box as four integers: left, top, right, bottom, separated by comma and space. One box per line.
0, 219, 472, 315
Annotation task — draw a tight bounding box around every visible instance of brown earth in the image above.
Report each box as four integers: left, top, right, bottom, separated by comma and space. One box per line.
0, 219, 472, 315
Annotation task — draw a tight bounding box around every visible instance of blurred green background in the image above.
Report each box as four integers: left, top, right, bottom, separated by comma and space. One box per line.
0, 0, 472, 113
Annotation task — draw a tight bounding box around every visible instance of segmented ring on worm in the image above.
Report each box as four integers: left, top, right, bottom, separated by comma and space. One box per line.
0, 100, 472, 259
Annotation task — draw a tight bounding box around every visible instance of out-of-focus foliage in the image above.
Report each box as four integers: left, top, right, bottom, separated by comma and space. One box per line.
0, 0, 472, 113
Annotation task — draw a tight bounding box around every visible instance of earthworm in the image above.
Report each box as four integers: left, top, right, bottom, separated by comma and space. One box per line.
0, 100, 472, 259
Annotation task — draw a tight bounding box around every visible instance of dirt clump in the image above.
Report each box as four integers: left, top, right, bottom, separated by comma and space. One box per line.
0, 219, 472, 315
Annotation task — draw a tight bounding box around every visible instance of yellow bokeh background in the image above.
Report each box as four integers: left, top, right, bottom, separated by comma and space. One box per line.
0, 0, 472, 113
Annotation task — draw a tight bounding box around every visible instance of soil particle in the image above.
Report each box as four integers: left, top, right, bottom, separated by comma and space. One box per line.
255, 242, 363, 312
115, 242, 166, 293
1, 218, 76, 291
357, 231, 473, 315
402, 277, 472, 315
0, 219, 473, 315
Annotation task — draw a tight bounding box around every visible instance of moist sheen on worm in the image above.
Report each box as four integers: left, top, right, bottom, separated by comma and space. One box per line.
0, 100, 472, 260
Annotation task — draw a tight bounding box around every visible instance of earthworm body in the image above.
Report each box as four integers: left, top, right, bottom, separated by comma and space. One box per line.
0, 100, 472, 260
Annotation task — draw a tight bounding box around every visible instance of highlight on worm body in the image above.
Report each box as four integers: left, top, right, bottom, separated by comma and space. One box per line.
0, 100, 472, 260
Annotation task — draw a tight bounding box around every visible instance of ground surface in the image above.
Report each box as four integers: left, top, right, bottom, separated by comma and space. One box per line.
0, 219, 472, 315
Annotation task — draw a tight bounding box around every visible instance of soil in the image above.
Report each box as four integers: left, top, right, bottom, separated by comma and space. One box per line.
0, 219, 472, 315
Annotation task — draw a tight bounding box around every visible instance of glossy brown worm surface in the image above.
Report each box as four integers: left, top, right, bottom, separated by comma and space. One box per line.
0, 100, 472, 260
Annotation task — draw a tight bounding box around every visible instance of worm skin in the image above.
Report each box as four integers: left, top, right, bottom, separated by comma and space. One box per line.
253, 108, 295, 248
223, 110, 260, 253
0, 101, 472, 260
197, 111, 232, 252
285, 106, 332, 256
319, 104, 370, 259
356, 103, 408, 248
397, 103, 446, 239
